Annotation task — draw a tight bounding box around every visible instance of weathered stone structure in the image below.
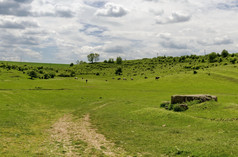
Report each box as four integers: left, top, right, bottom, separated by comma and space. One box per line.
171, 95, 217, 104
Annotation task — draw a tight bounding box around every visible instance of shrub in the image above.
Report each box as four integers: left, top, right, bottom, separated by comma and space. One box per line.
28, 70, 38, 79
115, 67, 122, 75
49, 72, 56, 78
230, 58, 237, 64
70, 71, 76, 77
173, 104, 188, 112
208, 52, 217, 63
160, 101, 170, 108
44, 73, 50, 79
58, 73, 70, 77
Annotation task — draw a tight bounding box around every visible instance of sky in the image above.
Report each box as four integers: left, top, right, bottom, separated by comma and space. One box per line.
0, 0, 238, 63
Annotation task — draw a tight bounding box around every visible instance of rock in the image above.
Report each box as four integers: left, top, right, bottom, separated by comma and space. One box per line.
171, 94, 217, 104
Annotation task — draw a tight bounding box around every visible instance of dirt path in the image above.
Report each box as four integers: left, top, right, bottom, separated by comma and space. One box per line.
50, 113, 128, 156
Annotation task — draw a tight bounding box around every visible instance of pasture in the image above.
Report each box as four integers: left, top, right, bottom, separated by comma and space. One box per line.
0, 58, 238, 156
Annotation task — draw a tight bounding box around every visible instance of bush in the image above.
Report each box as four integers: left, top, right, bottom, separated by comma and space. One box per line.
160, 101, 170, 108
70, 71, 76, 77
28, 70, 38, 79
44, 73, 50, 79
173, 104, 188, 112
230, 58, 237, 64
58, 73, 70, 77
208, 52, 217, 63
115, 67, 122, 75
49, 72, 56, 78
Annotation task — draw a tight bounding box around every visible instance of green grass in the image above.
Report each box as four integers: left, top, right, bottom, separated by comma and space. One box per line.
0, 61, 238, 156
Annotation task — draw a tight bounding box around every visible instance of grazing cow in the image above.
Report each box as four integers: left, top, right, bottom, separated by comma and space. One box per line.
117, 78, 121, 80
144, 77, 148, 79
131, 78, 134, 80
155, 76, 160, 80
82, 77, 84, 79
105, 80, 108, 82
75, 77, 78, 79
123, 78, 127, 80
86, 79, 88, 83
112, 77, 115, 79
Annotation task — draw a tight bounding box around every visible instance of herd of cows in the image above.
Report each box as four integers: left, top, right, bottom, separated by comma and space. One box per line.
111, 76, 160, 80
74, 76, 160, 83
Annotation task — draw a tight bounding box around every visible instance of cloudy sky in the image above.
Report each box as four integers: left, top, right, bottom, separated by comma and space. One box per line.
0, 0, 238, 63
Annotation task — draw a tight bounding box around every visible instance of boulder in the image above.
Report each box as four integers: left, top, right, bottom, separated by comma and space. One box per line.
171, 95, 217, 104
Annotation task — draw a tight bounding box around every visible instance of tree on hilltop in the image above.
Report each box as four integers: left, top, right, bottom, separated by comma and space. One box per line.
221, 49, 229, 58
87, 53, 100, 63
116, 56, 122, 64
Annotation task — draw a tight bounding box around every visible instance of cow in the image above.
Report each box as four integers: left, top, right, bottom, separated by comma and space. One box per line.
155, 76, 160, 80
131, 78, 134, 80
75, 77, 78, 79
144, 77, 148, 79
117, 78, 121, 80
123, 78, 127, 80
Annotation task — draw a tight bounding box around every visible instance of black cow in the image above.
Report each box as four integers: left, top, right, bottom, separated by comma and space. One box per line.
155, 76, 160, 80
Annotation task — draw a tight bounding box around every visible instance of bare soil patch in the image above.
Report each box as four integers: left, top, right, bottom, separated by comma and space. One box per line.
49, 113, 128, 156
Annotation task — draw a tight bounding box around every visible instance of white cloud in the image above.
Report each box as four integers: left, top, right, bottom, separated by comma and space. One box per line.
213, 37, 233, 45
0, 47, 41, 62
95, 2, 128, 17
0, 17, 39, 29
157, 33, 171, 40
156, 12, 191, 24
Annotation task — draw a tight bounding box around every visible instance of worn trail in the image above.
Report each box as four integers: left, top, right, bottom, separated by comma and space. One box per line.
50, 113, 128, 156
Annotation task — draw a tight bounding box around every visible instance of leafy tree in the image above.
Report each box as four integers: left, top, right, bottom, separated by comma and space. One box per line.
87, 53, 95, 63
116, 56, 123, 64
87, 53, 100, 63
108, 58, 114, 63
70, 63, 74, 66
94, 53, 100, 63
208, 52, 217, 63
221, 49, 229, 58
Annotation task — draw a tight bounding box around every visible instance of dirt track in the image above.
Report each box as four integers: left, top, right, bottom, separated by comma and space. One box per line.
50, 113, 128, 156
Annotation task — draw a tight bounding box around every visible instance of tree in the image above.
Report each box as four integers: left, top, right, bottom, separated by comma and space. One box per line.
208, 52, 217, 63
87, 53, 95, 63
108, 58, 114, 63
94, 53, 100, 62
221, 49, 229, 58
116, 56, 122, 64
87, 53, 100, 63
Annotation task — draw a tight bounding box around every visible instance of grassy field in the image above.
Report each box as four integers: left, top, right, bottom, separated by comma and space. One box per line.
0, 59, 238, 156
